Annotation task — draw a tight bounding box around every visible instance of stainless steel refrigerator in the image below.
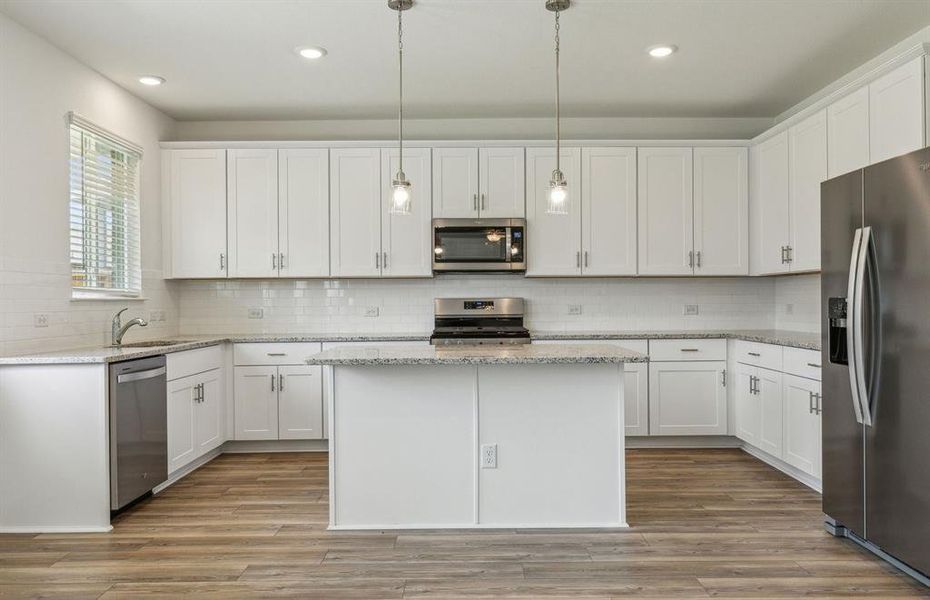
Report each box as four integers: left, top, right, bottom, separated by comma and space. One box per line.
821, 146, 930, 581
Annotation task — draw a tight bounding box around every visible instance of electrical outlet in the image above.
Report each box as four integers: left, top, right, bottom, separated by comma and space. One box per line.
480, 444, 498, 469
248, 308, 264, 319
785, 303, 794, 315
149, 309, 166, 322
33, 314, 49, 328
567, 304, 582, 315
683, 304, 699, 316
364, 306, 380, 317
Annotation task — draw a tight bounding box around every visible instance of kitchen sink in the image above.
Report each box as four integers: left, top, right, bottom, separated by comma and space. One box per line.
110, 340, 196, 348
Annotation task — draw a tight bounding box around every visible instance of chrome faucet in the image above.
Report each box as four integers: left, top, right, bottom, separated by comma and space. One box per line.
111, 308, 148, 346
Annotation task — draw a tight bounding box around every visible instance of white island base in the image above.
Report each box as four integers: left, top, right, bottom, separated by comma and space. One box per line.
324, 360, 628, 530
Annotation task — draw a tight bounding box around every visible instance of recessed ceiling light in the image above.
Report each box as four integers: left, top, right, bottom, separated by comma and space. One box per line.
296, 46, 328, 60
138, 75, 165, 86
647, 44, 678, 58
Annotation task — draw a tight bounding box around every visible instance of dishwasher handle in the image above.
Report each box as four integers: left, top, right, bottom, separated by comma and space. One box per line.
117, 366, 166, 384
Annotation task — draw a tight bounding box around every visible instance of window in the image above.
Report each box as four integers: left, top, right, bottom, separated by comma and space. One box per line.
69, 114, 143, 298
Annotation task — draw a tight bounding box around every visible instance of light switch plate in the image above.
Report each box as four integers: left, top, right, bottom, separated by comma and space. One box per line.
567, 304, 583, 315
364, 306, 380, 317
683, 304, 699, 316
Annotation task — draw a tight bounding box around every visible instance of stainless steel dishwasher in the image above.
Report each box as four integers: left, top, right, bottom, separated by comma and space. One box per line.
109, 355, 168, 510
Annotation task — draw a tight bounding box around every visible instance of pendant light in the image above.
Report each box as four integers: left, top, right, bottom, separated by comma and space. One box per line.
545, 0, 570, 215
389, 0, 413, 215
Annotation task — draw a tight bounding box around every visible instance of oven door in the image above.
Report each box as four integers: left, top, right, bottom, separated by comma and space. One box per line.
432, 219, 525, 272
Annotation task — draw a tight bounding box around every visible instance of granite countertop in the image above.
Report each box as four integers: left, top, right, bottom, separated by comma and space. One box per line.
0, 329, 820, 366
304, 343, 648, 366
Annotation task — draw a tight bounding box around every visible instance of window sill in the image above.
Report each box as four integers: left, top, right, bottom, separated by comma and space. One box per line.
71, 292, 148, 302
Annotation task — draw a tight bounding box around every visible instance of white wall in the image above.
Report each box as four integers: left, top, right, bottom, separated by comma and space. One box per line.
178, 276, 777, 335
0, 13, 179, 355
774, 274, 821, 333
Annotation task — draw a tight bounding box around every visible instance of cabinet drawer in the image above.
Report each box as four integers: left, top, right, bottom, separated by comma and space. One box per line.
733, 340, 783, 370
234, 342, 323, 366
783, 347, 822, 380
167, 345, 223, 381
649, 339, 726, 361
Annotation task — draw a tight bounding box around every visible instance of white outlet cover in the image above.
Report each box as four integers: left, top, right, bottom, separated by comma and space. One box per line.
567, 304, 582, 315
481, 443, 497, 469
248, 308, 264, 319
33, 314, 49, 328
365, 306, 380, 317
786, 303, 794, 315
683, 304, 699, 316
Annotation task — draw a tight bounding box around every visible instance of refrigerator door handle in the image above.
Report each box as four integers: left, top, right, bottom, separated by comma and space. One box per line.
847, 227, 866, 425
861, 226, 881, 427
851, 226, 874, 427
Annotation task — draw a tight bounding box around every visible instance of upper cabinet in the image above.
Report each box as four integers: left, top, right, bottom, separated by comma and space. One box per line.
381, 147, 433, 277
750, 131, 791, 275
637, 148, 693, 276
869, 56, 926, 164
827, 86, 870, 178
525, 147, 583, 276
581, 147, 637, 276
278, 149, 330, 278
693, 147, 749, 275
227, 149, 278, 278
432, 147, 524, 218
788, 110, 827, 273
164, 149, 228, 278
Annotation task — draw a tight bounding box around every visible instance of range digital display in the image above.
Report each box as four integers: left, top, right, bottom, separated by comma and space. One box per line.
464, 300, 494, 310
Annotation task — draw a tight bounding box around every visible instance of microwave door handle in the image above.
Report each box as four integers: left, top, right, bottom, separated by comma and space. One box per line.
505, 228, 512, 262
847, 227, 866, 425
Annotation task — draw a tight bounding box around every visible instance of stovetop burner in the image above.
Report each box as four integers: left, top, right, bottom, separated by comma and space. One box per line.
430, 298, 530, 346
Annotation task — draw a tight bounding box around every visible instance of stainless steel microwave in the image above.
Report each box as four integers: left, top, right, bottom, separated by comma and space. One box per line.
432, 218, 526, 272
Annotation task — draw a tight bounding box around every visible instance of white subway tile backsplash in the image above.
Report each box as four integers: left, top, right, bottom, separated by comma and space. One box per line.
774, 273, 821, 333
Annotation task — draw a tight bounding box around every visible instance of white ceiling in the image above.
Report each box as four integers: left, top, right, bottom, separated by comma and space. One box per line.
2, 0, 929, 122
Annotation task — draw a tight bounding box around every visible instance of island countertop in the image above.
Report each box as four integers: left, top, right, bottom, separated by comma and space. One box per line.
305, 343, 648, 366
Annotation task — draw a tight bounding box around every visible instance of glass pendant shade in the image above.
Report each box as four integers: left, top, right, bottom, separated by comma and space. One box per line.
390, 172, 412, 215
547, 169, 569, 215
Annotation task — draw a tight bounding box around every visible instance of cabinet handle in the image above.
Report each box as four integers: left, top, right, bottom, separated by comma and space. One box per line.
375, 253, 380, 269
576, 251, 581, 268
279, 373, 285, 391
473, 194, 478, 211
748, 375, 754, 395
267, 352, 286, 357
271, 374, 275, 392
750, 375, 759, 395
786, 246, 793, 263
279, 253, 285, 269
584, 251, 589, 268
219, 253, 225, 270
807, 362, 821, 368
272, 253, 277, 269
688, 251, 694, 268
481, 193, 486, 210
383, 252, 388, 270
748, 352, 761, 357
696, 251, 702, 268
680, 348, 699, 352
809, 391, 815, 414
200, 383, 205, 403
815, 392, 822, 415
721, 369, 727, 387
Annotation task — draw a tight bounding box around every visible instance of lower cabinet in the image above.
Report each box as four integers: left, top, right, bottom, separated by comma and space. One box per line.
648, 360, 727, 435
233, 343, 324, 441
783, 374, 822, 478
167, 367, 224, 474
734, 363, 783, 457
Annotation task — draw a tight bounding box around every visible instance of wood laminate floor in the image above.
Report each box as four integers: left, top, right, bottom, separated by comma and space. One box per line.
1, 449, 927, 599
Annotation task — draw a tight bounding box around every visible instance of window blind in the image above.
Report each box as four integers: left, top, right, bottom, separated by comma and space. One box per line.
69, 115, 143, 297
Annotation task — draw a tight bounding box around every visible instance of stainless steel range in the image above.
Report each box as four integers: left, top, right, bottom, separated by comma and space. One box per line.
430, 298, 530, 346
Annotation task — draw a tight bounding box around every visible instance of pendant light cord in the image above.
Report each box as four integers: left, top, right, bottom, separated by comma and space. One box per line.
554, 8, 561, 174
398, 6, 404, 174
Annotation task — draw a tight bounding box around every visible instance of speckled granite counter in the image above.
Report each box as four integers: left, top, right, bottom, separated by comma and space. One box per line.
305, 343, 647, 366
532, 329, 821, 351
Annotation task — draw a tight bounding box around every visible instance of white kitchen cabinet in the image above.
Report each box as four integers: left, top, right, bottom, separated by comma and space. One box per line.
432, 147, 479, 218
637, 148, 694, 275
432, 147, 524, 219
869, 56, 926, 164
164, 149, 228, 278
734, 362, 760, 446
278, 149, 330, 277
648, 361, 727, 436
167, 366, 225, 474
783, 374, 822, 478
227, 149, 279, 278
827, 86, 870, 177
278, 365, 324, 440
581, 147, 637, 276
479, 147, 525, 218
750, 131, 791, 275
788, 110, 827, 273
381, 147, 433, 277
692, 147, 749, 275
234, 365, 279, 440
735, 363, 783, 459
525, 147, 583, 276
330, 148, 382, 277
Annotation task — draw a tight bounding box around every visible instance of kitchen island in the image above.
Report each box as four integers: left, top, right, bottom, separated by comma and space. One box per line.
306, 343, 647, 530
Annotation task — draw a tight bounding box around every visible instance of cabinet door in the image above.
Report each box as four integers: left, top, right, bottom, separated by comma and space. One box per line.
756, 367, 784, 459
525, 147, 582, 276
693, 147, 748, 275
788, 110, 827, 273
195, 369, 224, 454
167, 375, 196, 473
734, 364, 760, 446
869, 56, 926, 164
828, 86, 870, 177
648, 361, 727, 435
234, 366, 279, 440
637, 147, 694, 275
581, 147, 637, 276
279, 149, 330, 277
783, 374, 821, 477
227, 149, 279, 278
278, 365, 324, 440
432, 147, 479, 218
479, 147, 526, 218
624, 362, 650, 436
330, 148, 382, 277
166, 149, 227, 278
750, 132, 791, 275
381, 147, 433, 277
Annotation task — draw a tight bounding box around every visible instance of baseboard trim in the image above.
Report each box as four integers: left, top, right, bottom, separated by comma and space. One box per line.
155, 447, 225, 494
223, 439, 328, 453
741, 444, 822, 492
0, 525, 113, 534
328, 522, 630, 531
626, 435, 742, 449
